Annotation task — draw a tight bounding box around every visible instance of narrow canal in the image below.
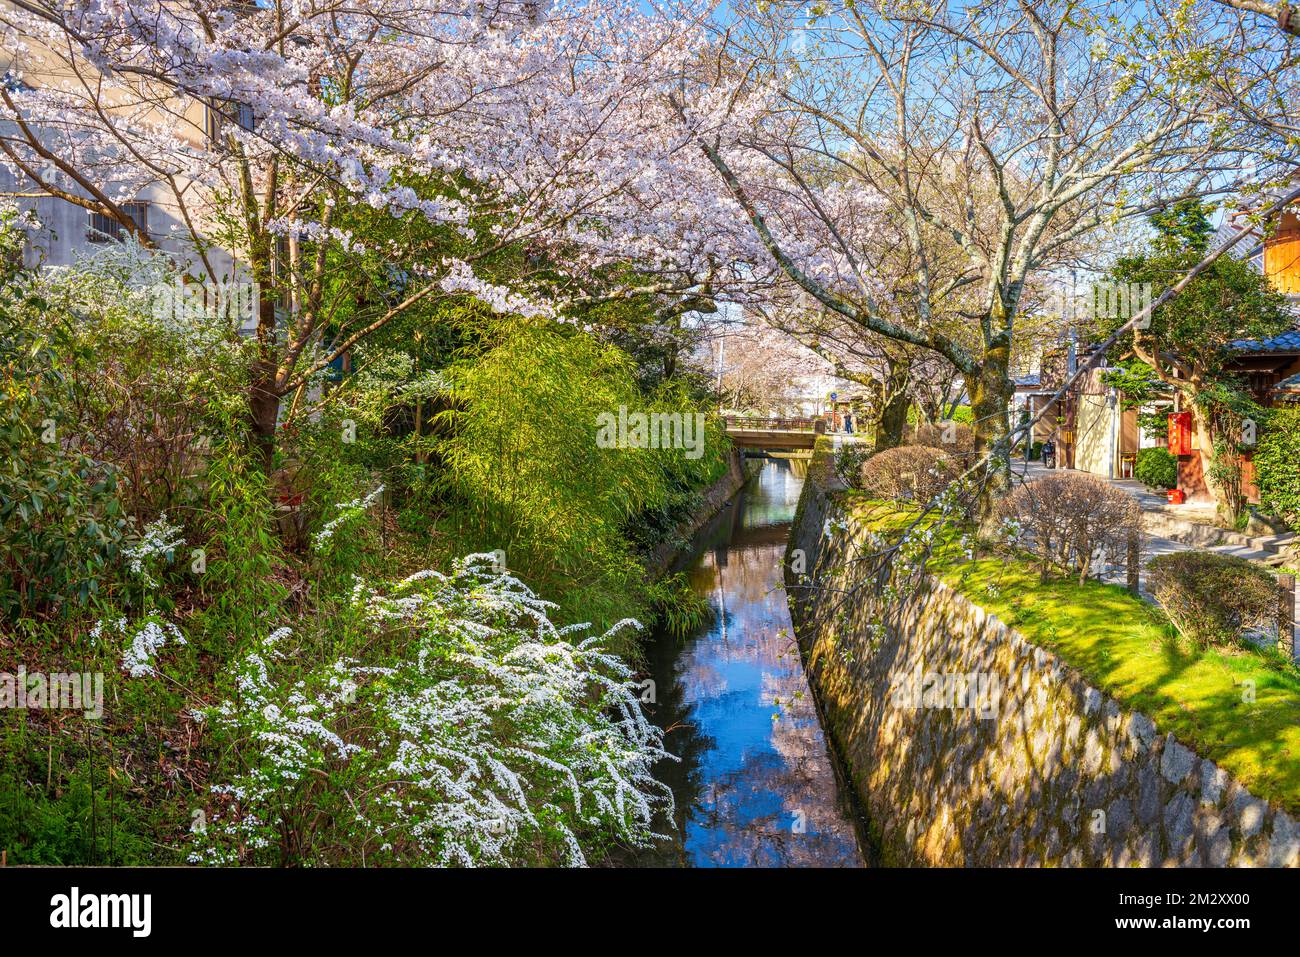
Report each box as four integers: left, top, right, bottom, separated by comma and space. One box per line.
634, 459, 868, 867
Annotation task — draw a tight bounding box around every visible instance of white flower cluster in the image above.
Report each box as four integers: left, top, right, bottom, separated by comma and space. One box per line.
191, 554, 673, 867
122, 514, 186, 588
311, 485, 386, 552
0, 200, 42, 234
99, 615, 188, 677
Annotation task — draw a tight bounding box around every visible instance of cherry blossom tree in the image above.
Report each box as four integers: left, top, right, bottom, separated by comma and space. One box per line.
0, 0, 729, 465
662, 0, 1250, 508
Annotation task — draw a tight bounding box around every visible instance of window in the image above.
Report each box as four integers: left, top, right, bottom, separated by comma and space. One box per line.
205, 99, 255, 144
86, 202, 148, 244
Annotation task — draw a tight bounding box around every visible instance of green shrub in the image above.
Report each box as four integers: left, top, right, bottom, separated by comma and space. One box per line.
0, 732, 151, 865
1030, 440, 1044, 461
435, 323, 709, 629
0, 291, 126, 620
1135, 446, 1178, 490
1147, 551, 1278, 647
647, 571, 712, 638
835, 443, 870, 488
1256, 407, 1300, 531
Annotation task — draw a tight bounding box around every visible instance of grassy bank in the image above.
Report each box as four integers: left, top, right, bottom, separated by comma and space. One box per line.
843, 495, 1300, 813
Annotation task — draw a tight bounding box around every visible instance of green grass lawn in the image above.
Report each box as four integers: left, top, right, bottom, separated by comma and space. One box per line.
843, 495, 1300, 812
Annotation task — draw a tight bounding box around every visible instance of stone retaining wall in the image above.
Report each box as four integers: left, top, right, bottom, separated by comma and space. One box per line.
785, 458, 1298, 867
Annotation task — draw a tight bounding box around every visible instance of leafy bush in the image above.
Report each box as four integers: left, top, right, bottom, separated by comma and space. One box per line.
835, 443, 871, 488
1135, 447, 1178, 490
1147, 551, 1278, 647
997, 472, 1141, 584
1029, 440, 1044, 461
647, 571, 712, 638
860, 445, 956, 503
0, 742, 150, 864
190, 555, 671, 867
1256, 407, 1300, 531
38, 240, 252, 520
436, 323, 717, 629
0, 266, 126, 620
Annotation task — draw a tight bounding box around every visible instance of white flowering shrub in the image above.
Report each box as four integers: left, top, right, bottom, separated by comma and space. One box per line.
122, 514, 186, 589
90, 615, 189, 678
311, 485, 385, 552
190, 554, 672, 867
120, 618, 188, 678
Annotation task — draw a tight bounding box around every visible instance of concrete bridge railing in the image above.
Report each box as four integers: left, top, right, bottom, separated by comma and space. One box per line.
723, 415, 826, 451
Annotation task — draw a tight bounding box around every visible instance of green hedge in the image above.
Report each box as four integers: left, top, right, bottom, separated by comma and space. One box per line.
1256, 407, 1300, 531
1135, 446, 1178, 490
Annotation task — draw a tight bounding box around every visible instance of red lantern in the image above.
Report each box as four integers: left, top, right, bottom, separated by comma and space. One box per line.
1168, 411, 1192, 456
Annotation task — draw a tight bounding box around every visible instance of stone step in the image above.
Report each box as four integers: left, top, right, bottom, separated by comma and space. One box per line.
1140, 511, 1232, 549
1142, 512, 1296, 556
1246, 536, 1290, 553
1211, 546, 1276, 561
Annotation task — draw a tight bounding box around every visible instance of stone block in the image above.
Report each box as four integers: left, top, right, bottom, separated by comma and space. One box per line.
1200, 761, 1228, 808
1231, 789, 1267, 840
1164, 791, 1195, 857
1160, 733, 1196, 785
1269, 812, 1299, 868
1126, 713, 1157, 753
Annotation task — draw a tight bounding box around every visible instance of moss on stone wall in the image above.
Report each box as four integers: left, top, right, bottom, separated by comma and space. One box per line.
786, 459, 1300, 867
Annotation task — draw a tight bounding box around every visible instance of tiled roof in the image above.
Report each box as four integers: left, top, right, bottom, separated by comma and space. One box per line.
1209, 217, 1262, 261
1231, 329, 1300, 353
1274, 372, 1300, 400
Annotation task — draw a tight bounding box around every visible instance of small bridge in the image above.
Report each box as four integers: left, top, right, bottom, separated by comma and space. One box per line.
723, 416, 825, 451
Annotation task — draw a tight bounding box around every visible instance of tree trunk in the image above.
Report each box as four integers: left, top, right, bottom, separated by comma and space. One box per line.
876, 366, 910, 452
1191, 403, 1242, 525
249, 361, 279, 474
964, 345, 1014, 516
248, 288, 280, 473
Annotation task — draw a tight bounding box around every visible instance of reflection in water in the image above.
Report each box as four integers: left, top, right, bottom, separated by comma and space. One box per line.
635, 461, 867, 867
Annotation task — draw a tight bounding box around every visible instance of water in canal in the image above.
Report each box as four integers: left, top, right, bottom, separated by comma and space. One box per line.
634, 460, 868, 867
